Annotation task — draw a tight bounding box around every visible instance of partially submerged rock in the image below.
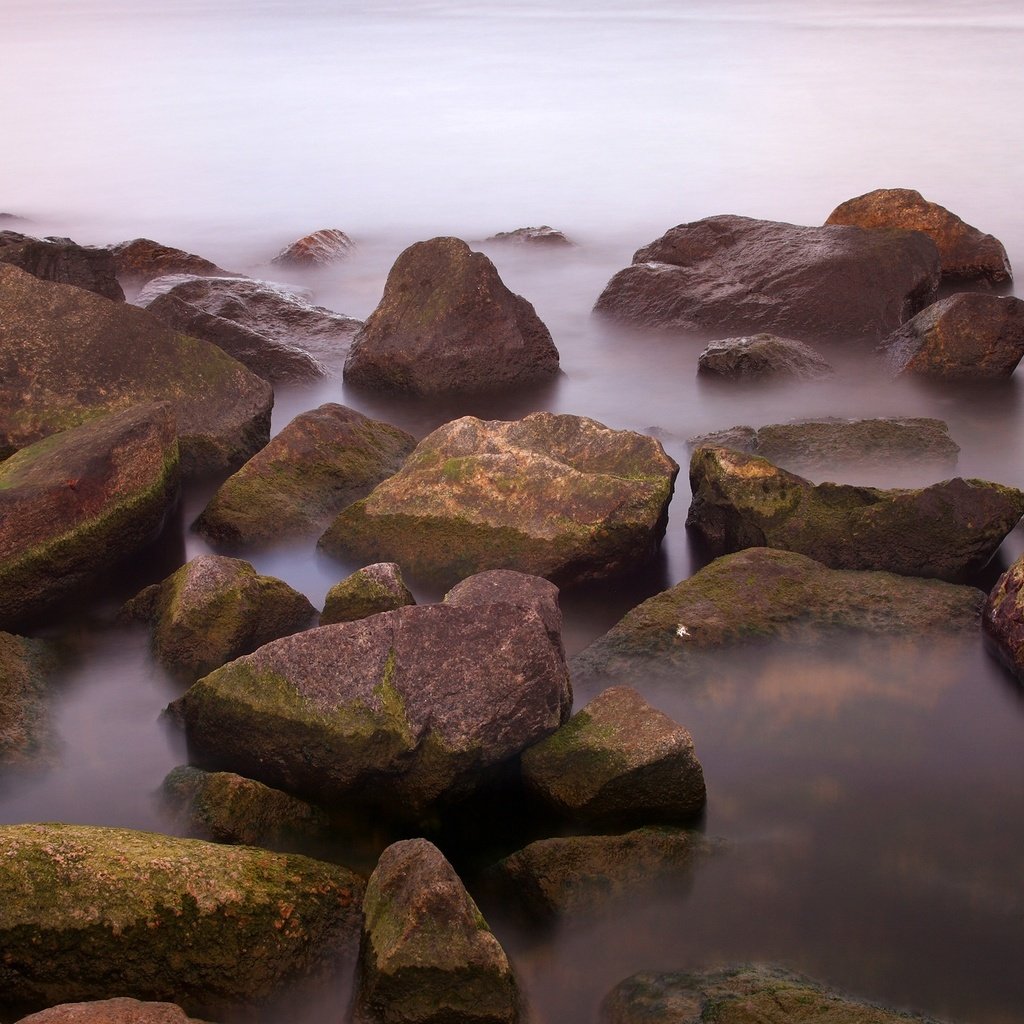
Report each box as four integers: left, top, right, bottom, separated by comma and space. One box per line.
271, 228, 354, 267
320, 563, 415, 626
826, 187, 1012, 286
321, 413, 678, 587
0, 632, 60, 766
0, 823, 363, 1017
194, 404, 415, 546
0, 230, 123, 301
357, 839, 517, 1024
521, 686, 705, 826
594, 214, 940, 341
15, 998, 208, 1024
343, 236, 560, 395
0, 263, 273, 476
982, 553, 1024, 681
122, 555, 315, 681
107, 238, 231, 287
0, 403, 180, 631
687, 446, 1024, 582
696, 333, 832, 379
486, 225, 574, 247
881, 293, 1024, 379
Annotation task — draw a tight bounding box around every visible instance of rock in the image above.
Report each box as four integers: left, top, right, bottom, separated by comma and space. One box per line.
0, 263, 273, 477
107, 238, 231, 287
982, 553, 1024, 680
486, 225, 574, 247
0, 404, 180, 631
271, 228, 355, 267
881, 293, 1024, 379
0, 632, 59, 765
357, 839, 517, 1024
161, 765, 331, 849
593, 214, 940, 341
696, 333, 832, 379
602, 965, 952, 1024
571, 548, 986, 683
122, 555, 316, 681
320, 563, 415, 626
521, 686, 705, 826
170, 601, 571, 815
14, 998, 209, 1024
343, 236, 560, 395
0, 231, 124, 301
194, 404, 415, 546
320, 413, 678, 588
687, 446, 1024, 582
484, 828, 713, 921
0, 823, 363, 1017
826, 187, 1012, 286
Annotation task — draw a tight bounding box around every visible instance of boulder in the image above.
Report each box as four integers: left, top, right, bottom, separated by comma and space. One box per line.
826, 187, 1012, 286
0, 263, 273, 477
320, 563, 415, 626
357, 839, 517, 1024
593, 214, 941, 341
881, 293, 1024, 379
343, 236, 560, 395
194, 404, 415, 546
486, 225, 574, 247
122, 555, 316, 681
0, 403, 180, 631
271, 228, 355, 267
0, 632, 59, 765
0, 231, 123, 301
687, 446, 1024, 582
15, 998, 208, 1024
696, 334, 832, 379
170, 601, 571, 815
0, 823, 363, 1017
107, 238, 231, 287
521, 686, 705, 826
982, 553, 1024, 680
320, 413, 678, 588
571, 548, 986, 683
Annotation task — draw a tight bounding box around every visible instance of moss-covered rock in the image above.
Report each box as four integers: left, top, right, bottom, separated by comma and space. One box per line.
572, 548, 985, 683
194, 404, 415, 546
982, 553, 1024, 680
122, 555, 315, 681
320, 413, 678, 588
521, 687, 705, 826
687, 446, 1024, 582
357, 839, 517, 1024
0, 632, 60, 766
0, 823, 364, 1019
0, 403, 180, 631
0, 263, 272, 477
320, 563, 415, 626
15, 997, 209, 1024
696, 334, 832, 380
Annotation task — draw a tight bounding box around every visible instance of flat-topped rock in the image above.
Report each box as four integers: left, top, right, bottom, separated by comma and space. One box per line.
320, 563, 415, 626
486, 225, 574, 247
107, 238, 231, 287
697, 333, 832, 379
0, 230, 123, 300
0, 632, 59, 766
271, 228, 354, 267
14, 998, 209, 1024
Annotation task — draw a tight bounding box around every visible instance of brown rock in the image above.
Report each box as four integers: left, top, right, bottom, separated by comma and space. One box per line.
320, 563, 416, 626
15, 997, 208, 1024
697, 333, 832, 379
271, 228, 355, 267
107, 238, 231, 287
983, 553, 1024, 680
0, 632, 60, 766
486, 225, 574, 247
0, 231, 123, 301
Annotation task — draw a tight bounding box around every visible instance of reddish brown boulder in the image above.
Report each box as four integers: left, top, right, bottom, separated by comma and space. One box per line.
983, 554, 1024, 680
271, 228, 354, 267
107, 238, 230, 287
15, 998, 208, 1024
0, 230, 123, 301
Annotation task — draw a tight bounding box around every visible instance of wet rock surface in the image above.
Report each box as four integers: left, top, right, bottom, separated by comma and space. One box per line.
320, 563, 416, 626
594, 214, 941, 341
0, 231, 124, 301
14, 998, 210, 1024
485, 225, 574, 246
343, 236, 560, 394
271, 228, 355, 266
982, 553, 1024, 680
696, 333, 832, 379
321, 412, 678, 587
107, 238, 231, 288
0, 632, 60, 766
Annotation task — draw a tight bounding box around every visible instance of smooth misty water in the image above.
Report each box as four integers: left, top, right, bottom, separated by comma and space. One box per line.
4, 2, 1024, 1023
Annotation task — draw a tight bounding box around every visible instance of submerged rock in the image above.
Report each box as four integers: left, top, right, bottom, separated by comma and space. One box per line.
0, 263, 272, 477
0, 632, 59, 766
194, 404, 415, 546
0, 403, 180, 631
122, 555, 315, 681
687, 446, 1024, 582
0, 230, 123, 300
982, 553, 1024, 681
107, 238, 231, 287
696, 333, 832, 379
486, 225, 574, 247
357, 839, 517, 1024
320, 563, 416, 626
343, 236, 560, 395
321, 413, 678, 587
14, 998, 209, 1024
881, 292, 1024, 379
826, 187, 1012, 286
0, 823, 363, 1017
594, 214, 940, 341
271, 228, 355, 267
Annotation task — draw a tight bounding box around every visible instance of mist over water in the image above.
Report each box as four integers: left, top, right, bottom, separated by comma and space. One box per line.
4, 2, 1024, 1023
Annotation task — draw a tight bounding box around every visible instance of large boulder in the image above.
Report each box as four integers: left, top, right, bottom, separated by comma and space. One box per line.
122, 555, 316, 681
343, 236, 560, 395
0, 231, 123, 301
0, 263, 273, 476
320, 413, 678, 587
0, 403, 180, 631
15, 998, 208, 1024
696, 334, 832, 379
194, 404, 416, 546
521, 686, 705, 826
593, 214, 941, 341
982, 553, 1024, 680
881, 293, 1024, 379
0, 823, 363, 1018
320, 563, 416, 627
170, 601, 571, 815
107, 238, 231, 288
572, 548, 986, 683
271, 228, 354, 267
0, 632, 59, 765
686, 446, 1024, 582
357, 839, 517, 1024
826, 187, 1012, 286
